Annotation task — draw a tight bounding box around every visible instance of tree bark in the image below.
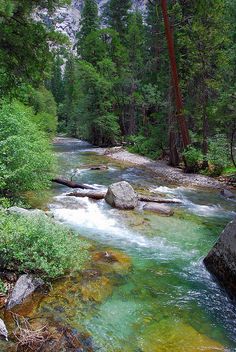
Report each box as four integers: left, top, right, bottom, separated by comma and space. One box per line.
160, 0, 191, 148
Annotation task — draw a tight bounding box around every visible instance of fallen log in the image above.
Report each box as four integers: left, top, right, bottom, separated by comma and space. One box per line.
52, 178, 95, 190
66, 188, 182, 204
138, 195, 182, 204
67, 190, 107, 200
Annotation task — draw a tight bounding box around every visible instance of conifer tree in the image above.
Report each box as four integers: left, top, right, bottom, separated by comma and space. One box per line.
104, 0, 132, 42
77, 0, 99, 59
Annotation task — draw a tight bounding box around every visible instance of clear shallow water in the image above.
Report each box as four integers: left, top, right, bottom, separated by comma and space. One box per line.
30, 139, 236, 351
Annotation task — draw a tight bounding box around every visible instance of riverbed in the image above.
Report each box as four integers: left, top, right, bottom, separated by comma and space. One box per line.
3, 137, 236, 351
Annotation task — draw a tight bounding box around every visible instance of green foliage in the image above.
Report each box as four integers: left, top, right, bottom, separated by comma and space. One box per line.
27, 86, 58, 136
32, 112, 57, 136
207, 134, 230, 175
77, 60, 120, 145
0, 211, 89, 280
29, 86, 57, 117
128, 133, 162, 160
77, 0, 99, 59
0, 278, 6, 294
0, 101, 56, 195
0, 0, 69, 97
182, 146, 203, 172
103, 0, 132, 41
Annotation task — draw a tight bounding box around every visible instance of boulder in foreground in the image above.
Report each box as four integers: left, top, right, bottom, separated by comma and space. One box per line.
204, 218, 236, 299
105, 181, 138, 209
7, 274, 44, 310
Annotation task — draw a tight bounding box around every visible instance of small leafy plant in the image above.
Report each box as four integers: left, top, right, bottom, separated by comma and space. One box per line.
0, 211, 90, 281
182, 146, 203, 173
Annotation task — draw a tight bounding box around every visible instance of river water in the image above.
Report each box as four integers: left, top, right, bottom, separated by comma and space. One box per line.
10, 138, 236, 351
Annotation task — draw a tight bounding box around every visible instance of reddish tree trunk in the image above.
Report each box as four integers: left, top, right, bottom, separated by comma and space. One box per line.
160, 0, 191, 149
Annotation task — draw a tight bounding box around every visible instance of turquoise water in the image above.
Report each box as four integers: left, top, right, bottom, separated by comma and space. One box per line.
19, 138, 236, 351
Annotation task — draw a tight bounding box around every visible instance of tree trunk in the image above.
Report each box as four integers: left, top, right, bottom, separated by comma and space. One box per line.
160, 0, 191, 149
52, 178, 95, 190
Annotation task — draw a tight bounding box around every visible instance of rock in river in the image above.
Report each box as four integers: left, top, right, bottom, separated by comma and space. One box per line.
143, 202, 174, 216
7, 274, 44, 310
105, 181, 138, 209
204, 218, 236, 299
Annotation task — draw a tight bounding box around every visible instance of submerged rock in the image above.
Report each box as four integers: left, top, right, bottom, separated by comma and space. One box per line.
7, 274, 44, 310
92, 249, 132, 275
204, 218, 236, 299
220, 189, 235, 199
143, 202, 174, 216
0, 319, 8, 341
105, 181, 138, 209
81, 276, 112, 302
138, 320, 224, 352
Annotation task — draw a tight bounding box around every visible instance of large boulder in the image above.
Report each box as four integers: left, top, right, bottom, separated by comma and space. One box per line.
7, 274, 44, 310
105, 181, 138, 209
204, 218, 236, 299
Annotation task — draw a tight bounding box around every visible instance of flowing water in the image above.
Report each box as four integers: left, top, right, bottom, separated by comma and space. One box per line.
6, 138, 236, 351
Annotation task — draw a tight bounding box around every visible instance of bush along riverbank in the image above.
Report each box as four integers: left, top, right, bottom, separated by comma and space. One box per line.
0, 208, 92, 351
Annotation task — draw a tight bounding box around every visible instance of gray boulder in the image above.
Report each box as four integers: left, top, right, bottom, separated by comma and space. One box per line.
7, 274, 44, 310
204, 218, 236, 299
143, 203, 174, 216
0, 319, 8, 341
105, 181, 138, 210
7, 207, 46, 217
220, 189, 235, 199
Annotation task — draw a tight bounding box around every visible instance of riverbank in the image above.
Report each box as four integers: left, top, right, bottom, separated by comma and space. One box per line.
93, 145, 233, 190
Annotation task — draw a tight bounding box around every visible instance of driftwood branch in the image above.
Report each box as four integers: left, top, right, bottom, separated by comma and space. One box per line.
52, 178, 95, 190
67, 190, 107, 200
138, 195, 182, 204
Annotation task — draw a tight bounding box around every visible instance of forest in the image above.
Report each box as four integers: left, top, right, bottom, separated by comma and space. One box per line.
0, 1, 236, 351
0, 0, 235, 199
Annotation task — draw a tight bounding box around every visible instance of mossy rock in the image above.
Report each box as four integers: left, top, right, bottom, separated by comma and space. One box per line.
138, 319, 225, 352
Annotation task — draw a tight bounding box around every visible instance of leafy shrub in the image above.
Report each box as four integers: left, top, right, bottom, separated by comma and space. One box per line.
0, 278, 7, 294
128, 134, 162, 160
0, 101, 56, 195
0, 211, 90, 280
207, 134, 230, 176
182, 146, 203, 173
32, 112, 57, 137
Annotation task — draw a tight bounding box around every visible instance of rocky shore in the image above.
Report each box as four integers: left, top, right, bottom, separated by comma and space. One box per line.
95, 146, 233, 190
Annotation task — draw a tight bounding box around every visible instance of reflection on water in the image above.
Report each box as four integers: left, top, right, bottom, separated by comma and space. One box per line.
21, 138, 236, 351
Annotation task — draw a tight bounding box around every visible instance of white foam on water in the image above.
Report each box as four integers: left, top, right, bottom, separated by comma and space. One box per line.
152, 186, 235, 218
50, 195, 192, 260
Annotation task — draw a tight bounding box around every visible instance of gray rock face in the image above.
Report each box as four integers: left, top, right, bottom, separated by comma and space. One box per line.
105, 181, 138, 209
7, 207, 46, 217
204, 218, 236, 299
0, 319, 8, 341
7, 275, 44, 310
143, 203, 174, 216
37, 0, 147, 47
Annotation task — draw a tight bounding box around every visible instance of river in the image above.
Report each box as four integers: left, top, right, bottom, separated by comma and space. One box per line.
7, 138, 236, 351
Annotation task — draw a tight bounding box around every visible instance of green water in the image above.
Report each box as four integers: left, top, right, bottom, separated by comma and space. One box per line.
7, 138, 236, 351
